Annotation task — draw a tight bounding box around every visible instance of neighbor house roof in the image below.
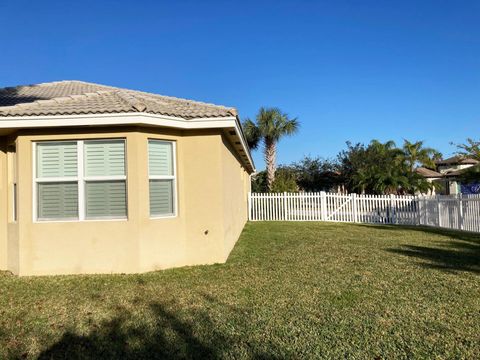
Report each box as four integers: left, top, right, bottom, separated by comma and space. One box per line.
435, 156, 479, 166
0, 80, 237, 119
415, 167, 443, 178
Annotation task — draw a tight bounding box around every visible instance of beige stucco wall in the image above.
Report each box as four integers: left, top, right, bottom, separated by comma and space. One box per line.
0, 138, 7, 271
221, 136, 250, 258
1, 126, 251, 276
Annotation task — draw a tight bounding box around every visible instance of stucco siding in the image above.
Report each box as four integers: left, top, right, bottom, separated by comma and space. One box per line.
0, 137, 7, 270
3, 126, 249, 276
221, 135, 250, 259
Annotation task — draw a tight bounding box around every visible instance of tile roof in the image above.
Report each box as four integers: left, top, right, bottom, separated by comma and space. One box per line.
0, 80, 237, 119
415, 167, 443, 178
435, 156, 479, 166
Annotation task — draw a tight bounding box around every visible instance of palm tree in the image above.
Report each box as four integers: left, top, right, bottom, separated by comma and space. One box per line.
402, 140, 441, 173
243, 107, 299, 191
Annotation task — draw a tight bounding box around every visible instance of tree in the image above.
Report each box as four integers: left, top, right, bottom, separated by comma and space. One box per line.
251, 170, 268, 193
338, 140, 405, 194
452, 138, 480, 160
243, 107, 299, 191
291, 156, 341, 192
271, 166, 298, 192
459, 165, 480, 183
337, 140, 435, 195
401, 140, 442, 172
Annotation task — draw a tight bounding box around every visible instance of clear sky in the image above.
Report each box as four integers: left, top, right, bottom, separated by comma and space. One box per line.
1, 0, 479, 170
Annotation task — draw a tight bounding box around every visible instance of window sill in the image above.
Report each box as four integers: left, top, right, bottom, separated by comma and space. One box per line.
34, 218, 128, 224
150, 214, 177, 220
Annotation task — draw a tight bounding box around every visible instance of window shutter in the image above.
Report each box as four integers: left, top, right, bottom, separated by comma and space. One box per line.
85, 181, 127, 218
149, 180, 173, 215
37, 142, 77, 178
148, 140, 173, 176
38, 182, 78, 219
85, 140, 125, 177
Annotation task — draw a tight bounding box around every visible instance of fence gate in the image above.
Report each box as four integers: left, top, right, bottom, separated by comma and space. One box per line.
248, 192, 480, 233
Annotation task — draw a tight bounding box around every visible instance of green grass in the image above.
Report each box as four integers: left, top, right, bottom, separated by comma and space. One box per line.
1, 222, 479, 359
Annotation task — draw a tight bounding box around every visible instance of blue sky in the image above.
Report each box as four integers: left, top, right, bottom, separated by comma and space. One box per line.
1, 0, 479, 169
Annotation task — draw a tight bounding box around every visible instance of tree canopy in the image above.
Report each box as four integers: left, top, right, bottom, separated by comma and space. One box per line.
243, 107, 299, 191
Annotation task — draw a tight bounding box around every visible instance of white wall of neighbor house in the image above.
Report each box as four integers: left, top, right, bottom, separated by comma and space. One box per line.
448, 180, 460, 195
417, 177, 439, 196
1, 125, 252, 276
437, 164, 474, 173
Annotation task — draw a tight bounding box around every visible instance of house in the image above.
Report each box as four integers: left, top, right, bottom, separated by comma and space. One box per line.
415, 167, 443, 195
0, 81, 255, 276
435, 156, 479, 195
416, 156, 479, 195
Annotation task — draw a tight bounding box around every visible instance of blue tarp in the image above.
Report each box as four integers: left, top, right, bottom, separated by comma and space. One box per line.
461, 182, 480, 194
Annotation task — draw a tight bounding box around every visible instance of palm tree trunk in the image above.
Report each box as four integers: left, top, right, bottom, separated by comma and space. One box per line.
265, 139, 277, 191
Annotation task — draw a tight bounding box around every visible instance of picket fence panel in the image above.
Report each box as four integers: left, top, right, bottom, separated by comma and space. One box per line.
249, 192, 480, 233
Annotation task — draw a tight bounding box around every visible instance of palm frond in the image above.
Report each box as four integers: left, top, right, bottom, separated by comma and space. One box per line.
242, 118, 261, 150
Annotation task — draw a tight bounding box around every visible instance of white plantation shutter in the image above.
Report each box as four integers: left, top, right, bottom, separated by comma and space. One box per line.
84, 140, 125, 176
35, 139, 127, 221
38, 182, 78, 219
149, 180, 173, 215
149, 141, 173, 176
36, 142, 79, 219
86, 181, 127, 218
84, 139, 127, 218
148, 140, 176, 216
37, 142, 77, 178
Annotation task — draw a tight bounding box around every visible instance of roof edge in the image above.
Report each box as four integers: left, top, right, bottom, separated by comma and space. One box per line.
0, 111, 255, 173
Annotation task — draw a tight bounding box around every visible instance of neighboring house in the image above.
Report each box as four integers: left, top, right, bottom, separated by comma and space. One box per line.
415, 167, 443, 195
0, 81, 255, 276
416, 156, 479, 195
435, 156, 479, 195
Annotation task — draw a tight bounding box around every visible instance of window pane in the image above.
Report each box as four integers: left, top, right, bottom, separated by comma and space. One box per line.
37, 142, 77, 178
150, 180, 174, 216
85, 181, 127, 218
85, 140, 125, 177
38, 182, 78, 219
149, 140, 173, 176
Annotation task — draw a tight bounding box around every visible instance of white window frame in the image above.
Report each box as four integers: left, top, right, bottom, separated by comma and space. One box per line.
33, 139, 128, 222
148, 139, 177, 219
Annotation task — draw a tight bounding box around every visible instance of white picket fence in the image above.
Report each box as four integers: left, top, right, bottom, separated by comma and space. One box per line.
248, 192, 480, 233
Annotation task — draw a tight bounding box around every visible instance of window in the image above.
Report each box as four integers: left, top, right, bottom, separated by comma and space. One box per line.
148, 140, 176, 217
34, 139, 127, 221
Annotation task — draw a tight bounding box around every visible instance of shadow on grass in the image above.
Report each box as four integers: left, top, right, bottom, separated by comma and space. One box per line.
35, 293, 271, 360
364, 224, 480, 274
37, 302, 227, 359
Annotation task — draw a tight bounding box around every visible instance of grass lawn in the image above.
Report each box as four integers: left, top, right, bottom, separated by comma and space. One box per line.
1, 222, 479, 359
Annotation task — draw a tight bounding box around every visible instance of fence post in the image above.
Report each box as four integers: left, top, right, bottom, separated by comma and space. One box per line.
414, 196, 419, 226
437, 195, 442, 228
248, 192, 252, 221
283, 192, 287, 221
389, 194, 396, 224
351, 193, 358, 223
320, 191, 327, 221
457, 193, 463, 230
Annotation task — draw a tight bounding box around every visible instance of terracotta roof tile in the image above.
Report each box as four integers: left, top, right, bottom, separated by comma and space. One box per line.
435, 156, 479, 166
415, 167, 443, 178
0, 80, 237, 119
